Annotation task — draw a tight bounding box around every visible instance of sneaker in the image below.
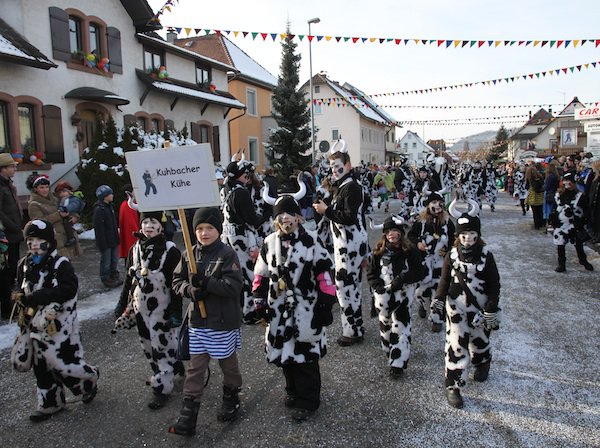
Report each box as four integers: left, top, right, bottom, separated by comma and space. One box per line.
445, 388, 464, 409
336, 335, 364, 347
29, 407, 64, 423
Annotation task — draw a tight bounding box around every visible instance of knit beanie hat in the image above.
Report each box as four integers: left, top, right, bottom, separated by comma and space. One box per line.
455, 213, 481, 236
383, 216, 405, 233
424, 192, 444, 207
273, 195, 301, 217
23, 219, 56, 247
193, 207, 223, 234
562, 172, 576, 183
139, 210, 164, 224
96, 185, 113, 200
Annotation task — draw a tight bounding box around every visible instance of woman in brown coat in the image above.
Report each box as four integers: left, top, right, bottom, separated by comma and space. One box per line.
26, 174, 81, 259
525, 164, 545, 230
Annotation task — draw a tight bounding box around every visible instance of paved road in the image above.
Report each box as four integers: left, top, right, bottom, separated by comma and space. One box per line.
0, 192, 599, 448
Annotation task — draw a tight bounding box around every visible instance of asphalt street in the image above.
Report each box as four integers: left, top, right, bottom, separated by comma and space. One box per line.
0, 192, 599, 448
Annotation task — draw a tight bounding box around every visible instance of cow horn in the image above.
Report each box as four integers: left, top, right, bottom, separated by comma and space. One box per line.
448, 197, 461, 219
292, 173, 307, 202
126, 192, 138, 211
331, 139, 347, 154
368, 217, 384, 230
262, 182, 277, 205
231, 148, 242, 162
467, 198, 480, 217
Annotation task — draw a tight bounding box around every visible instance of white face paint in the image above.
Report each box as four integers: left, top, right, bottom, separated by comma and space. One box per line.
458, 230, 478, 248
428, 200, 443, 215
277, 212, 299, 234
141, 218, 162, 238
330, 158, 349, 182
27, 237, 49, 255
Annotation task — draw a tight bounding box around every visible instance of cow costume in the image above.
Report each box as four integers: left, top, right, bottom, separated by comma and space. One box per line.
463, 162, 486, 208
433, 199, 501, 408
550, 172, 594, 272
221, 156, 263, 323
408, 192, 455, 332
115, 210, 184, 409
367, 216, 426, 377
313, 140, 369, 346
484, 163, 498, 212
513, 167, 528, 215
253, 190, 336, 421
12, 219, 99, 422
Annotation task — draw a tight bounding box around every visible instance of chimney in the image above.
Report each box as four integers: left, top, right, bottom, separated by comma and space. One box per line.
548, 107, 552, 116
166, 28, 177, 44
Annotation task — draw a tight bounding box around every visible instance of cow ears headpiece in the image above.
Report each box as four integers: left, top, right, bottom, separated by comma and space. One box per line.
227, 149, 254, 179
330, 139, 348, 154
262, 173, 306, 216
369, 214, 405, 233
448, 196, 481, 235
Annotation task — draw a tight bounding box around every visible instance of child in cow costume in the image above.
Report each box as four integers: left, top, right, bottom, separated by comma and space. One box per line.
433, 199, 501, 408
313, 140, 369, 347
169, 207, 244, 436
11, 219, 99, 422
408, 192, 455, 332
367, 216, 426, 378
550, 172, 594, 272
254, 186, 336, 421
115, 210, 184, 410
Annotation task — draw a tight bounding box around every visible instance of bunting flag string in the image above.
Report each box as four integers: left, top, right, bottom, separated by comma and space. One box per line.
396, 114, 529, 124
368, 60, 600, 97
162, 26, 600, 49
149, 0, 178, 26
311, 100, 599, 109
398, 119, 527, 126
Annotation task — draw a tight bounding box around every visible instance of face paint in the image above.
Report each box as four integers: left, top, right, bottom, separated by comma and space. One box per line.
277, 213, 299, 234
428, 200, 443, 215
141, 218, 162, 238
330, 158, 348, 182
458, 231, 478, 248
27, 237, 49, 256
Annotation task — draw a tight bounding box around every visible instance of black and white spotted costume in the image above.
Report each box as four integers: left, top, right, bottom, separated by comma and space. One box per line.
325, 171, 369, 339
119, 233, 184, 396
367, 222, 426, 370
484, 165, 498, 211
464, 165, 486, 208
13, 221, 98, 418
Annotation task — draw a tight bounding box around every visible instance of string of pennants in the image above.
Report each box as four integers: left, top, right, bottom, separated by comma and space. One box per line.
151, 1, 178, 22
163, 27, 600, 49
379, 102, 599, 109
396, 114, 529, 123
398, 119, 526, 127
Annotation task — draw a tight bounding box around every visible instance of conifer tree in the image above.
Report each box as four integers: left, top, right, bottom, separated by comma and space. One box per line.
489, 125, 510, 162
265, 24, 311, 187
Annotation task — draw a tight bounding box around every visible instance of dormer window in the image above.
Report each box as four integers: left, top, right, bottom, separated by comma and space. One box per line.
144, 46, 165, 72
196, 63, 211, 89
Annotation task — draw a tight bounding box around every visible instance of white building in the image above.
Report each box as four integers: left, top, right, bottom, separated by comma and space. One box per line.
0, 0, 245, 198
395, 130, 435, 166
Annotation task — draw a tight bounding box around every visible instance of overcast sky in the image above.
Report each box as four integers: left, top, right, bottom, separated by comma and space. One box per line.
147, 0, 600, 143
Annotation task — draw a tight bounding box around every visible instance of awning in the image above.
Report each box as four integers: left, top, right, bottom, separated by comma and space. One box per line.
0, 17, 57, 70
136, 69, 245, 110
64, 87, 130, 106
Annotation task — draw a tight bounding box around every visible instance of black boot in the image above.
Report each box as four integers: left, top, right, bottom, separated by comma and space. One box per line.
473, 361, 491, 382
555, 263, 566, 273
217, 386, 240, 422
445, 388, 463, 409
169, 397, 200, 437
580, 260, 594, 271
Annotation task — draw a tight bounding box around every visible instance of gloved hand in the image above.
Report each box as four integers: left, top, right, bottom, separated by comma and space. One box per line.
19, 294, 35, 307
431, 298, 445, 315
374, 284, 387, 294
390, 276, 403, 292
190, 273, 204, 287
483, 310, 501, 330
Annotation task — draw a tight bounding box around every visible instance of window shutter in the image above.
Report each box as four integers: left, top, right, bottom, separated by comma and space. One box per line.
49, 7, 70, 62
190, 122, 200, 143
42, 105, 65, 163
123, 114, 136, 127
107, 27, 123, 74
212, 126, 220, 162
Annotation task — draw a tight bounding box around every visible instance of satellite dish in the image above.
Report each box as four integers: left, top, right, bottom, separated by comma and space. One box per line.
319, 140, 330, 153
549, 127, 556, 136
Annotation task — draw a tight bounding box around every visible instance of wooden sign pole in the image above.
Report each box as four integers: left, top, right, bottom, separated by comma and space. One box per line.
178, 208, 207, 318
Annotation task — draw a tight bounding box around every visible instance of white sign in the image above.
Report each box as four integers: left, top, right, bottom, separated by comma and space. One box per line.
584, 120, 600, 132
588, 132, 600, 149
125, 144, 220, 211
575, 107, 600, 121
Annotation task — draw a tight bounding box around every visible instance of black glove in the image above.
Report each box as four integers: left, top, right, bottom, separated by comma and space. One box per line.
312, 292, 335, 328
374, 285, 386, 294
20, 294, 35, 307
191, 273, 204, 287
390, 276, 403, 292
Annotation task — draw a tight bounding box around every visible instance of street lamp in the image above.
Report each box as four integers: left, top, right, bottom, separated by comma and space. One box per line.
308, 17, 320, 164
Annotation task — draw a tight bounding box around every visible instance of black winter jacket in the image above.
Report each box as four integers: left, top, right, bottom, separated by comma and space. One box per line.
0, 175, 23, 243
172, 240, 243, 330
93, 200, 119, 250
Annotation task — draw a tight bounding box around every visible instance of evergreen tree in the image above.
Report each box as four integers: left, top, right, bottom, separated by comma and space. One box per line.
265, 24, 311, 187
489, 125, 510, 162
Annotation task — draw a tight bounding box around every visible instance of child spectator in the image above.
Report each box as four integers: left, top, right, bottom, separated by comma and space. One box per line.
54, 181, 85, 247
93, 185, 121, 288
169, 207, 244, 436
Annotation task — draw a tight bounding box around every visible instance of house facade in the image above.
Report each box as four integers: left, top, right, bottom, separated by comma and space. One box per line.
173, 34, 278, 170
396, 130, 435, 167
0, 0, 245, 197
300, 73, 395, 166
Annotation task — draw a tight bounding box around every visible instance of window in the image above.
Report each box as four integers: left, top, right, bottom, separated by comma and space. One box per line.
412, 142, 417, 149
0, 102, 9, 151
137, 116, 147, 131
89, 23, 101, 54
270, 95, 275, 114
246, 89, 257, 116
199, 125, 210, 143
18, 104, 36, 151
403, 143, 408, 150
144, 46, 164, 71
314, 102, 322, 115
332, 129, 339, 140
314, 85, 320, 94
196, 64, 211, 88
151, 119, 161, 132
69, 17, 82, 54
248, 137, 258, 162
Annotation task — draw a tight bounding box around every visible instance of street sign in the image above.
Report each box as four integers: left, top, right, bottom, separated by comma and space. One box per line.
125, 144, 220, 211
